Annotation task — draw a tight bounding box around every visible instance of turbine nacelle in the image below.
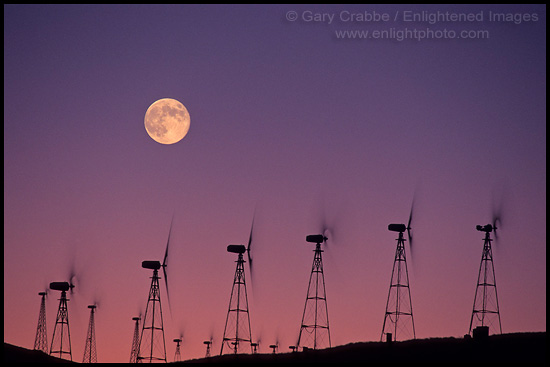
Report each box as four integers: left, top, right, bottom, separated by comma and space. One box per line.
476, 224, 495, 233
306, 234, 327, 244
388, 223, 407, 233
142, 260, 161, 270
227, 244, 246, 254
49, 282, 71, 292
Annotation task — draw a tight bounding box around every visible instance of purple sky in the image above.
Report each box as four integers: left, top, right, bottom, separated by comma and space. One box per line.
4, 4, 545, 362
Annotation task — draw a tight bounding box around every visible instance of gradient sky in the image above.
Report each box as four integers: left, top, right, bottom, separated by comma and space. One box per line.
4, 4, 546, 363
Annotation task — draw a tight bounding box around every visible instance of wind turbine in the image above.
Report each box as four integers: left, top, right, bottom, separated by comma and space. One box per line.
49, 279, 75, 361
297, 234, 332, 350
220, 214, 256, 355
469, 200, 504, 336
137, 217, 174, 363
381, 198, 416, 342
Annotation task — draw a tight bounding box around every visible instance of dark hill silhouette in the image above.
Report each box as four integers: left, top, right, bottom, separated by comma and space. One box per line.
3, 343, 75, 363
4, 332, 545, 364
185, 332, 546, 364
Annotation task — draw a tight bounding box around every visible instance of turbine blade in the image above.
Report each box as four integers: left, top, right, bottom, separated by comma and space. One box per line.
247, 208, 256, 286
43, 281, 50, 298
407, 227, 414, 261
92, 295, 101, 309
315, 194, 332, 250
163, 215, 174, 267
247, 215, 254, 257
163, 266, 172, 315
491, 183, 507, 244
315, 193, 346, 250
492, 205, 502, 242
163, 215, 174, 315
320, 196, 328, 237
407, 195, 415, 230
67, 263, 77, 294
492, 215, 500, 241
179, 325, 184, 341
407, 193, 416, 262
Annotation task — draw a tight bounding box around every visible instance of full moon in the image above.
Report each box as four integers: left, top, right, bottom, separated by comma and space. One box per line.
144, 98, 190, 144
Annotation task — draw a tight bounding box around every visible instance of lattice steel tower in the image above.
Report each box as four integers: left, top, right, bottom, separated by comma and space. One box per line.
381, 224, 416, 341
173, 338, 182, 362
137, 262, 167, 362
220, 244, 253, 355
203, 339, 212, 358
297, 234, 331, 350
83, 305, 97, 363
469, 224, 502, 335
137, 219, 173, 363
49, 282, 73, 361
34, 292, 48, 353
129, 316, 141, 363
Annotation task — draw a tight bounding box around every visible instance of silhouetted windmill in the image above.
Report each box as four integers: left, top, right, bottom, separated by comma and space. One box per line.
203, 338, 212, 358
381, 200, 416, 342
33, 291, 48, 353
137, 217, 174, 363
82, 305, 97, 363
173, 337, 182, 362
269, 341, 278, 354
220, 215, 255, 355
49, 281, 75, 361
469, 218, 503, 335
251, 342, 259, 354
252, 329, 263, 354
289, 332, 300, 353
297, 234, 331, 350
129, 316, 141, 363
